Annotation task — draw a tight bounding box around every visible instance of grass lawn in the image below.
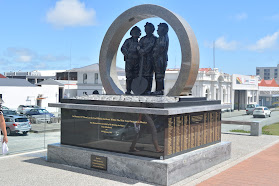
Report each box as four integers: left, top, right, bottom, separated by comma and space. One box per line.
229, 122, 279, 136
230, 129, 250, 133
262, 122, 279, 135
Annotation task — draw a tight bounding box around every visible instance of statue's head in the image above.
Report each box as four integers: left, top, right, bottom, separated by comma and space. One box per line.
130, 26, 141, 38
157, 23, 169, 36
144, 22, 155, 34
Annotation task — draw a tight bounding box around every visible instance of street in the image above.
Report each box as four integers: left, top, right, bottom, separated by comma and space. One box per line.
222, 109, 279, 132
1, 131, 60, 156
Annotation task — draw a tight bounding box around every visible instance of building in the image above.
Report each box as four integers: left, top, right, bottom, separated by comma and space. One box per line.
232, 74, 259, 110
0, 78, 60, 112
73, 63, 125, 96
4, 70, 65, 84
256, 64, 279, 83
258, 79, 279, 107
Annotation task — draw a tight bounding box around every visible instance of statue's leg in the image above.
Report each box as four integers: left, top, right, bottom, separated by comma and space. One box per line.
125, 61, 133, 94
153, 58, 165, 95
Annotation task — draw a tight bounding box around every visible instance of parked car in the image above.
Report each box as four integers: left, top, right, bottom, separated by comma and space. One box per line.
253, 107, 271, 118
3, 109, 18, 116
246, 104, 259, 115
25, 109, 55, 123
2, 105, 9, 110
17, 105, 40, 114
103, 122, 138, 141
4, 115, 31, 135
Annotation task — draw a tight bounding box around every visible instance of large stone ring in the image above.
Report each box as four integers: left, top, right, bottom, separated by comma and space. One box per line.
99, 4, 199, 96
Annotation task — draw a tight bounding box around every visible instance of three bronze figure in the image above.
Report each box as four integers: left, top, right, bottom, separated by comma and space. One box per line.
121, 22, 169, 95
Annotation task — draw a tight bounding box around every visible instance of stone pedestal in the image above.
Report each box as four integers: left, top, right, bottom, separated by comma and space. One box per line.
48, 142, 231, 185
48, 96, 231, 185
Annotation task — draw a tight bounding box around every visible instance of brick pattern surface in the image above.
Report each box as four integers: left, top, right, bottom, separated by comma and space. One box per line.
198, 142, 279, 186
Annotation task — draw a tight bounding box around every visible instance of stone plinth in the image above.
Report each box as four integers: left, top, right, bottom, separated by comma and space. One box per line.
48, 142, 231, 185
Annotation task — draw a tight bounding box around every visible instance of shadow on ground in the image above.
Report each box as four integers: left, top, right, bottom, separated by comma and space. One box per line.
22, 152, 148, 185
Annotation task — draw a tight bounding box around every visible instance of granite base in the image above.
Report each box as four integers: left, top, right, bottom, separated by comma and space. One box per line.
47, 142, 231, 185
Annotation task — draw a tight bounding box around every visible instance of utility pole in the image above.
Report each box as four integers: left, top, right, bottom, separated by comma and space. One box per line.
213, 41, 215, 69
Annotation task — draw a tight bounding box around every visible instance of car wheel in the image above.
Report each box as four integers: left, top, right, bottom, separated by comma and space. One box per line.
23, 131, 28, 135
269, 113, 271, 117
121, 134, 126, 141
253, 115, 256, 118
6, 128, 11, 136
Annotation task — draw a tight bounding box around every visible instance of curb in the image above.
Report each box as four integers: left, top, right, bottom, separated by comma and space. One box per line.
30, 129, 60, 133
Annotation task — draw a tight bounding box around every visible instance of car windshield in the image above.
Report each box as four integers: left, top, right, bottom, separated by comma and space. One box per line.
15, 118, 28, 122
255, 108, 263, 110
38, 109, 48, 113
247, 105, 255, 108
3, 110, 17, 115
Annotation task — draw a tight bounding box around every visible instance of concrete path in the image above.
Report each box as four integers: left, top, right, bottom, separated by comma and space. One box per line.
1, 133, 279, 185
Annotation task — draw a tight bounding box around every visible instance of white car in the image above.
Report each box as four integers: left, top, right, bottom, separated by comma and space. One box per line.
253, 107, 271, 118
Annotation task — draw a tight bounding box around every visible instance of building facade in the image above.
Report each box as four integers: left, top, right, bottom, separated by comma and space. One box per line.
256, 64, 279, 83
231, 74, 259, 110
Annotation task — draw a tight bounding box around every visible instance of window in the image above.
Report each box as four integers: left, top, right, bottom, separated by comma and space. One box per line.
256, 69, 260, 75
94, 73, 98, 84
83, 73, 87, 84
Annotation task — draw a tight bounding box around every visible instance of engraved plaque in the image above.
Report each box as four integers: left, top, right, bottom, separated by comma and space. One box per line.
91, 155, 107, 171
175, 116, 182, 153
167, 117, 174, 155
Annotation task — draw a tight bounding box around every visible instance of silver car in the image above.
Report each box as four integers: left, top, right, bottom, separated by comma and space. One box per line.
246, 104, 259, 115
4, 115, 32, 135
253, 107, 271, 118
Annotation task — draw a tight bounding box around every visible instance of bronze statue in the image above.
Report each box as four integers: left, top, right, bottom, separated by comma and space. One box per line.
152, 23, 169, 95
138, 22, 157, 95
121, 26, 141, 94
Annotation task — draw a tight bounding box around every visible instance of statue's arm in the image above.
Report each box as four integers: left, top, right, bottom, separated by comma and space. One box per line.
143, 37, 156, 54
121, 39, 129, 57
158, 36, 168, 52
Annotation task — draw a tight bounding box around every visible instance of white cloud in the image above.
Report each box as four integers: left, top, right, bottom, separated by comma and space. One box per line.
234, 13, 247, 20
248, 31, 279, 51
18, 55, 32, 62
5, 47, 35, 63
40, 54, 69, 62
34, 62, 47, 69
214, 37, 237, 50
266, 14, 279, 21
46, 0, 96, 27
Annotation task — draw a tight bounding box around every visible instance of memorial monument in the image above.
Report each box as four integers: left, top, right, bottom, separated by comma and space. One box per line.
47, 4, 231, 185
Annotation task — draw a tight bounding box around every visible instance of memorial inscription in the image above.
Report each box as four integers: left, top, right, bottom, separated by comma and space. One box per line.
164, 110, 221, 157
61, 108, 221, 159
91, 155, 107, 171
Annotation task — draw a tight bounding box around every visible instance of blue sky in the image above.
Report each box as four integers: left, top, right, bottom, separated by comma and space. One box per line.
1, 0, 279, 75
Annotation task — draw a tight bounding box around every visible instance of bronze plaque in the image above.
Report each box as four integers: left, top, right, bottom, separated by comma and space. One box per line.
91, 155, 107, 171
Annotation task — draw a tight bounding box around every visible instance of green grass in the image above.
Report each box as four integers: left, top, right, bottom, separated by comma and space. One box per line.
262, 123, 279, 135
229, 129, 250, 133
229, 123, 279, 136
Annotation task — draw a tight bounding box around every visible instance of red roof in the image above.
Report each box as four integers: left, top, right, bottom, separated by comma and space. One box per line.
0, 74, 7, 78
258, 79, 279, 87
199, 68, 212, 72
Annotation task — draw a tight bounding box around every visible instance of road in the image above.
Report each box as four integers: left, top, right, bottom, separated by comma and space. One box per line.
222, 109, 279, 132
0, 131, 60, 156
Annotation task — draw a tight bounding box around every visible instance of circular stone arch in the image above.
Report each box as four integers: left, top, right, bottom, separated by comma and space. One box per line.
99, 4, 199, 96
